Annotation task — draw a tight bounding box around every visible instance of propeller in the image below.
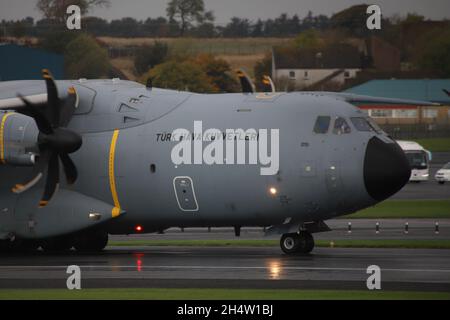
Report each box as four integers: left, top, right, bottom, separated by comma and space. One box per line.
12, 69, 82, 208
236, 69, 255, 94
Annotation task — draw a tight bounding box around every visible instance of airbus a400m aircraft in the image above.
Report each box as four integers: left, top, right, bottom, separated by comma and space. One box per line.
0, 70, 430, 254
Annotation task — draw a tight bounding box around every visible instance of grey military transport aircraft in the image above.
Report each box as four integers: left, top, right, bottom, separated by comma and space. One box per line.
0, 70, 433, 254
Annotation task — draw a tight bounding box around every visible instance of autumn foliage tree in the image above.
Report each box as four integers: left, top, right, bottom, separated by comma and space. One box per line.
36, 0, 110, 23
140, 54, 238, 93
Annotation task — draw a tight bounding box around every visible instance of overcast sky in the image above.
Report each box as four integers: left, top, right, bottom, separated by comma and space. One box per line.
1, 0, 449, 23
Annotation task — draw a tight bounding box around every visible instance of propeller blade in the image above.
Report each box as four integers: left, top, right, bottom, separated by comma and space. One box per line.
236, 69, 255, 94
59, 87, 77, 127
15, 70, 81, 208
12, 149, 50, 194
59, 153, 78, 185
42, 69, 60, 127
39, 151, 59, 208
12, 173, 43, 194
17, 95, 53, 135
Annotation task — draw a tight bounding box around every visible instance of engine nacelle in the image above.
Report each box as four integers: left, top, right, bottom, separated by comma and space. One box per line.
0, 112, 39, 166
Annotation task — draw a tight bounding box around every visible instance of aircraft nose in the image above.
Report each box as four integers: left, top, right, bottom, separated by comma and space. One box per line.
363, 137, 411, 201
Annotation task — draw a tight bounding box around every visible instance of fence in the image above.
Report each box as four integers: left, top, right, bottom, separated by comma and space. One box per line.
381, 123, 450, 139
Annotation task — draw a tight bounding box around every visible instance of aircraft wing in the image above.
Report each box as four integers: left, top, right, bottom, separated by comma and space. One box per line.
0, 80, 49, 110
306, 92, 441, 106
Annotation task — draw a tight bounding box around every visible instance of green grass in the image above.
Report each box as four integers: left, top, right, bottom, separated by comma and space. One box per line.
99, 36, 292, 55
0, 288, 449, 300
109, 239, 450, 249
345, 200, 450, 219
415, 138, 450, 152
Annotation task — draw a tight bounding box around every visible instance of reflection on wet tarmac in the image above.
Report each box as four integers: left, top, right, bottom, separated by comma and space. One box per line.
267, 260, 282, 280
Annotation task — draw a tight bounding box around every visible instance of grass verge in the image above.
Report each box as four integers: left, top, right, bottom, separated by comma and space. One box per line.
0, 288, 449, 300
108, 239, 450, 249
414, 138, 450, 153
345, 200, 450, 219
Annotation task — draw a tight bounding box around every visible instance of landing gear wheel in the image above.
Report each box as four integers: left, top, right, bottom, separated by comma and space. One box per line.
439, 181, 445, 185
12, 239, 40, 253
280, 232, 314, 255
0, 240, 12, 253
0, 239, 40, 254
280, 233, 300, 254
74, 231, 108, 253
41, 236, 74, 253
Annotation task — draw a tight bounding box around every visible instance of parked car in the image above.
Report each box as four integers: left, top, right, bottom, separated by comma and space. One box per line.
435, 162, 450, 184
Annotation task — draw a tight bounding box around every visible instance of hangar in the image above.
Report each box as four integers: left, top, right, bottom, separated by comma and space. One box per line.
0, 43, 64, 81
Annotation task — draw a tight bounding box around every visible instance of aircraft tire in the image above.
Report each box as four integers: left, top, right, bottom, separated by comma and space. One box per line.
41, 236, 74, 253
280, 233, 301, 254
13, 239, 40, 253
0, 239, 40, 254
74, 231, 108, 252
280, 232, 314, 255
297, 232, 314, 254
0, 240, 12, 253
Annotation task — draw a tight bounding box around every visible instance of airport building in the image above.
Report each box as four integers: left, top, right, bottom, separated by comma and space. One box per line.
345, 79, 450, 125
345, 79, 450, 139
271, 43, 363, 90
0, 43, 64, 81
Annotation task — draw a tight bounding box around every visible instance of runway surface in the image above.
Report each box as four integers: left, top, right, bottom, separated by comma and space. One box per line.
392, 164, 450, 200
1, 247, 449, 292
111, 219, 450, 241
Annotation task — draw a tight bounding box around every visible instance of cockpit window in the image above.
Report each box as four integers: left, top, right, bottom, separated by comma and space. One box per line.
351, 117, 372, 132
313, 116, 331, 134
333, 117, 351, 135
351, 117, 384, 134
366, 117, 383, 134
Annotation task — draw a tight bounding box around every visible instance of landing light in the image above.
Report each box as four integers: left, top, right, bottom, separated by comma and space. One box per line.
269, 187, 278, 196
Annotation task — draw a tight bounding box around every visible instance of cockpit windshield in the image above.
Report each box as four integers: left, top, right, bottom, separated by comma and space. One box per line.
351, 117, 384, 134
350, 117, 372, 131
405, 151, 428, 170
313, 116, 331, 134
333, 117, 351, 135
366, 117, 384, 134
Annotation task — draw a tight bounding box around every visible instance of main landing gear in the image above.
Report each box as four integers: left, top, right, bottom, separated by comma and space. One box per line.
41, 230, 109, 253
0, 230, 109, 254
280, 231, 314, 255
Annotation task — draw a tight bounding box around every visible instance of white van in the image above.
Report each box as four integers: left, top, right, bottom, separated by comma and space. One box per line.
397, 141, 431, 182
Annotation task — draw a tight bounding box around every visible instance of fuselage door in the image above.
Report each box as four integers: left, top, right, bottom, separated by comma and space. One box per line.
173, 176, 199, 212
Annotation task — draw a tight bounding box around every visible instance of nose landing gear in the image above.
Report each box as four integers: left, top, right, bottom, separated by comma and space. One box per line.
280, 231, 314, 255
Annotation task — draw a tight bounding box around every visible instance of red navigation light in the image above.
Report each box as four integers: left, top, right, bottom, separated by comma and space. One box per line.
135, 225, 143, 232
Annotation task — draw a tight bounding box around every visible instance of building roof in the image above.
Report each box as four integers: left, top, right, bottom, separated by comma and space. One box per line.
345, 79, 450, 105
0, 44, 64, 81
273, 43, 362, 70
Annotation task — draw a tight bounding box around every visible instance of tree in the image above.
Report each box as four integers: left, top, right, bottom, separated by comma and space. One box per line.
141, 60, 215, 93
223, 17, 251, 37
11, 21, 27, 38
166, 0, 213, 36
418, 30, 450, 77
134, 41, 169, 75
39, 30, 81, 54
330, 4, 372, 37
403, 13, 425, 24
65, 34, 111, 78
36, 0, 110, 23
294, 29, 324, 49
193, 54, 239, 92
